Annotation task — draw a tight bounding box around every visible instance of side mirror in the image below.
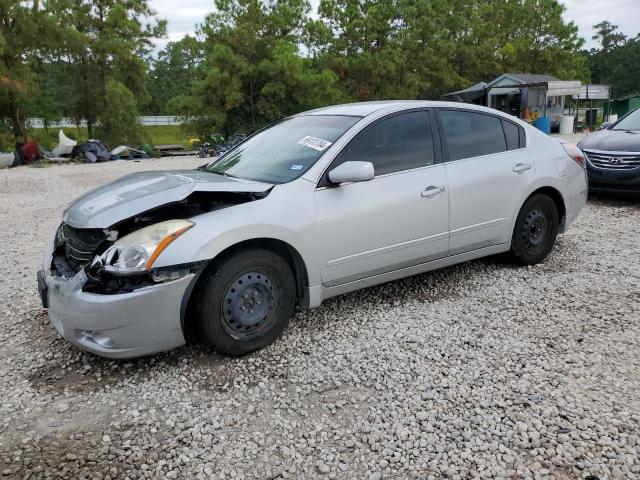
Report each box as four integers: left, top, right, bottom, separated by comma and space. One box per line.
599, 121, 612, 130
328, 161, 374, 185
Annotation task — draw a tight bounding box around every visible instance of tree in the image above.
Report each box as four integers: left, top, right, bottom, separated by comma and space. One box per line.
54, 0, 166, 138
184, 0, 342, 136
256, 41, 344, 118
606, 36, 640, 96
312, 0, 411, 100
0, 1, 62, 140
588, 22, 639, 98
592, 21, 626, 53
310, 0, 589, 101
97, 78, 145, 145
145, 36, 205, 115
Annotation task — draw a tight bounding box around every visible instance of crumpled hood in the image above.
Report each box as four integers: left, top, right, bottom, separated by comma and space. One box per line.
578, 129, 640, 153
63, 170, 273, 228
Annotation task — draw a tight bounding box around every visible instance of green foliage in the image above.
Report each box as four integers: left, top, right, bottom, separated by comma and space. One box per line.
0, 0, 625, 148
588, 23, 640, 98
0, 0, 62, 140
0, 0, 164, 147
144, 36, 205, 115
59, 0, 165, 138
307, 0, 590, 100
95, 79, 146, 146
181, 0, 343, 137
26, 124, 191, 151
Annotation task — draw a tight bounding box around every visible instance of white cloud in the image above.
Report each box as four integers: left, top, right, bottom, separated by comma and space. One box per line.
562, 0, 640, 48
149, 0, 640, 50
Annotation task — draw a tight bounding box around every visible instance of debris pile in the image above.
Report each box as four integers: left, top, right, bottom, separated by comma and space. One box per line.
0, 129, 196, 169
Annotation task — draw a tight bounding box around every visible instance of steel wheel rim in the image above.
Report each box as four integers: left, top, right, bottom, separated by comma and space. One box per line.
221, 271, 277, 340
522, 207, 549, 255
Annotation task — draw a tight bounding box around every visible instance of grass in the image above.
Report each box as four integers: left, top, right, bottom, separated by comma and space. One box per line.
144, 125, 194, 147
20, 124, 193, 151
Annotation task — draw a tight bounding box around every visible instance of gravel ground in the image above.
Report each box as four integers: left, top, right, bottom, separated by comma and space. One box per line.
0, 158, 639, 480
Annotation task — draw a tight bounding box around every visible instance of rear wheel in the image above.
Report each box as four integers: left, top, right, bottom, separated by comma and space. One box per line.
195, 248, 296, 355
506, 193, 559, 265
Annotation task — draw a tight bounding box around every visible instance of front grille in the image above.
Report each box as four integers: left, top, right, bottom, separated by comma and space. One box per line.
61, 223, 105, 271
584, 150, 640, 170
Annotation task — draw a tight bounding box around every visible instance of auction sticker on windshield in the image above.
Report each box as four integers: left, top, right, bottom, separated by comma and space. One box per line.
297, 136, 332, 152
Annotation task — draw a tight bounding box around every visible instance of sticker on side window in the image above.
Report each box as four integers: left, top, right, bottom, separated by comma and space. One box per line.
297, 136, 332, 152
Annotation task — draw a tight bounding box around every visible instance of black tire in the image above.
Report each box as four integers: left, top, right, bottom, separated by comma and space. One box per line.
506, 193, 559, 265
195, 248, 296, 356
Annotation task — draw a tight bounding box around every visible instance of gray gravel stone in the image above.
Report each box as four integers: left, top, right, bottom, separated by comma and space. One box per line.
0, 160, 639, 479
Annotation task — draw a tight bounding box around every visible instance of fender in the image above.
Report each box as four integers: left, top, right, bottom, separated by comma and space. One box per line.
151, 180, 322, 287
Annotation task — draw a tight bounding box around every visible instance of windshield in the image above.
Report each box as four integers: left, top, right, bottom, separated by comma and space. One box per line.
206, 115, 360, 183
613, 108, 640, 131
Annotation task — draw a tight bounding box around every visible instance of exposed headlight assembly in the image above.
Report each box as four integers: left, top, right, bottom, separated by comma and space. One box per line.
97, 220, 193, 274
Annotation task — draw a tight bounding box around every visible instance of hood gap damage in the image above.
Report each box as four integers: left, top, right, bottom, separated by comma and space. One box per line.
50, 189, 271, 290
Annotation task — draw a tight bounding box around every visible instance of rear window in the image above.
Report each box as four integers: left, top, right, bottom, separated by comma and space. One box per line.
439, 110, 507, 161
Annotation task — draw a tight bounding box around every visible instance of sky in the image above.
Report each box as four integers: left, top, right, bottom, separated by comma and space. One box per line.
149, 0, 640, 51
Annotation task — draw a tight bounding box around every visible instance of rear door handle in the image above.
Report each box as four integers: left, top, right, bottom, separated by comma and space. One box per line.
513, 163, 532, 173
421, 185, 446, 198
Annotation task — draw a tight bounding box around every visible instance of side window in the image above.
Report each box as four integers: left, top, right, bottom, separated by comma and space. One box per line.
336, 111, 435, 177
502, 119, 521, 150
439, 110, 507, 161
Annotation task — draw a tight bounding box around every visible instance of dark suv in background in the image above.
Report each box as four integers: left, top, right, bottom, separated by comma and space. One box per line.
579, 107, 640, 194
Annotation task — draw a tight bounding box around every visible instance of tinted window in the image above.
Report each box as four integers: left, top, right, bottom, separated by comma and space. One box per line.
439, 110, 507, 161
502, 120, 520, 150
337, 111, 435, 176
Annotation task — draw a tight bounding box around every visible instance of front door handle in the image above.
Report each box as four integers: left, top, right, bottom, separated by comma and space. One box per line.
421, 185, 446, 198
513, 162, 532, 173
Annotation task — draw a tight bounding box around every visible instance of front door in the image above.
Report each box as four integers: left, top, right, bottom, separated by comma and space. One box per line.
314, 110, 450, 287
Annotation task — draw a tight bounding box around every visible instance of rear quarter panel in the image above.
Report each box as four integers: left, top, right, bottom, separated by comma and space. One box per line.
511, 126, 586, 234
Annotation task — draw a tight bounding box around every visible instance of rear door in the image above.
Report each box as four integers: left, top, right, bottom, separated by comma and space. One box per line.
436, 109, 533, 254
314, 110, 450, 286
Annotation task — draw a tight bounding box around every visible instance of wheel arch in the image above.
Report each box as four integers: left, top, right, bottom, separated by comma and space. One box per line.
526, 186, 567, 230
506, 183, 568, 247
181, 237, 311, 339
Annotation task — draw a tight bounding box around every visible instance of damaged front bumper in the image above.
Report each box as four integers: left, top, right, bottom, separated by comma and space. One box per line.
39, 240, 195, 359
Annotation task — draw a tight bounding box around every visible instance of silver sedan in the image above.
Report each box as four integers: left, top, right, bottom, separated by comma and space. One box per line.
38, 101, 588, 358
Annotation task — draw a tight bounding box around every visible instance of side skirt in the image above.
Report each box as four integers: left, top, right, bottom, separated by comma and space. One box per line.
308, 243, 510, 305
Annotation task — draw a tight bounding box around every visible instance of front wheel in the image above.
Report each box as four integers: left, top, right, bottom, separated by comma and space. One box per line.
195, 248, 296, 356
506, 193, 559, 265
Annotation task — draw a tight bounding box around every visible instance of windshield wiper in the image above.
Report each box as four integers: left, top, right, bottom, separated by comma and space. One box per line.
206, 170, 238, 179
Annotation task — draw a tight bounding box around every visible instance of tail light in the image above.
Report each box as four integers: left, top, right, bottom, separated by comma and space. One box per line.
561, 143, 586, 168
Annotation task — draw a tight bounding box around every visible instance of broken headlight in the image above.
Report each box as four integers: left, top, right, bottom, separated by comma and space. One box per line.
96, 220, 193, 274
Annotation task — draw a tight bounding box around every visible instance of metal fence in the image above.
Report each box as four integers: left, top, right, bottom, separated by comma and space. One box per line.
26, 116, 185, 129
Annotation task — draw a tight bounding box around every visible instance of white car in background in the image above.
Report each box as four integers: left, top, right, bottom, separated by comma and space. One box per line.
38, 101, 587, 358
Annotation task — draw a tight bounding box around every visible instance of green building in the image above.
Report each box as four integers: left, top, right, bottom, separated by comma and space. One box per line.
606, 95, 640, 118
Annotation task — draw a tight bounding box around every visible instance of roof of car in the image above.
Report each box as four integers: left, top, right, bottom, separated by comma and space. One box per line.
299, 100, 466, 117
298, 100, 526, 119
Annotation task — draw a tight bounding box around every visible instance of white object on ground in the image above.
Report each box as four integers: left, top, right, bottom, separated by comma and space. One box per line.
0, 152, 14, 169
110, 145, 128, 156
51, 129, 77, 157
559, 115, 574, 135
